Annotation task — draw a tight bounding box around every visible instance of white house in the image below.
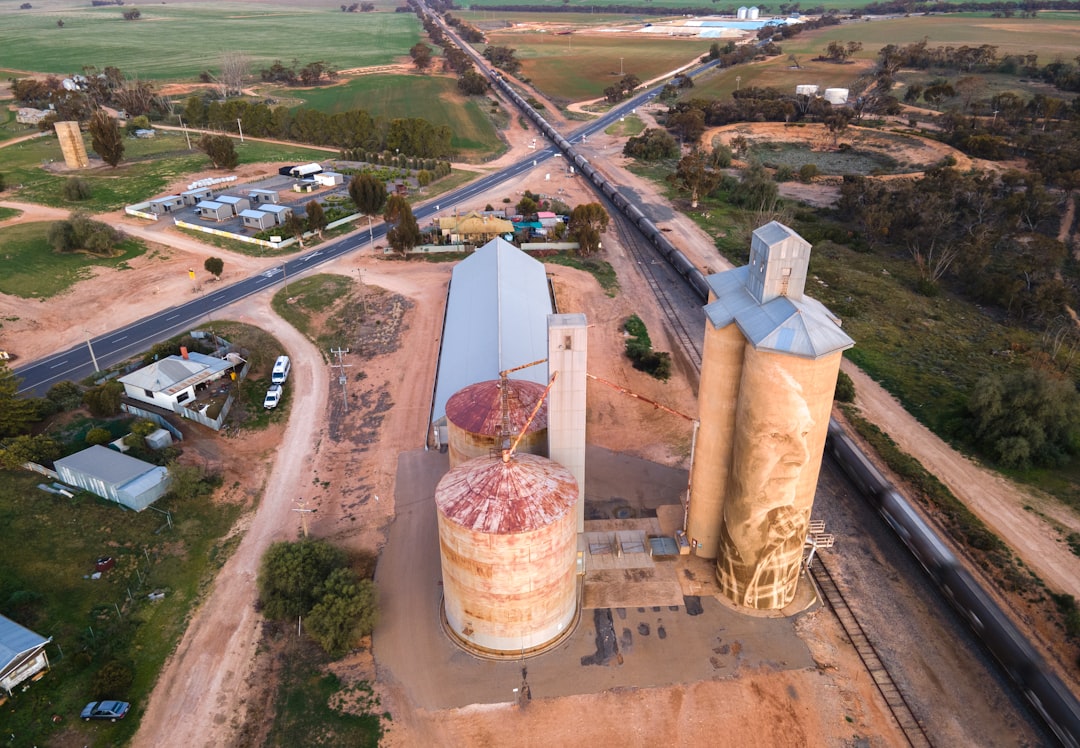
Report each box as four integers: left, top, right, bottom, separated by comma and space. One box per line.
0, 615, 50, 697
195, 200, 232, 221
149, 195, 184, 215
240, 209, 276, 230
181, 187, 213, 206
119, 350, 236, 411
248, 189, 280, 205
54, 445, 171, 511
259, 204, 293, 225
315, 171, 344, 187
215, 195, 251, 214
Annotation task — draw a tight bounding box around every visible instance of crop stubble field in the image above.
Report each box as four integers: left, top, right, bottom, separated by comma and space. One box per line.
483, 32, 714, 101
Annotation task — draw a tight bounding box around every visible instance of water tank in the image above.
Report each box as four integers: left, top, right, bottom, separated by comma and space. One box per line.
824, 88, 849, 105
445, 379, 548, 469
748, 6, 760, 19
737, 6, 748, 19
436, 453, 579, 655
795, 84, 819, 97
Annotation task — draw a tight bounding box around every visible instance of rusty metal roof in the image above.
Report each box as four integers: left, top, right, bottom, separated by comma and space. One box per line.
436, 453, 577, 534
445, 379, 548, 436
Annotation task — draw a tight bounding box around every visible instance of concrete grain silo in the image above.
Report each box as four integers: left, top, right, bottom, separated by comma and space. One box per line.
737, 6, 749, 19
748, 6, 760, 19
436, 453, 579, 655
445, 378, 549, 469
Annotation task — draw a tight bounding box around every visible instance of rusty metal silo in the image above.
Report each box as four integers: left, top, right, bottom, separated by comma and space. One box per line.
436, 452, 579, 655
445, 379, 548, 468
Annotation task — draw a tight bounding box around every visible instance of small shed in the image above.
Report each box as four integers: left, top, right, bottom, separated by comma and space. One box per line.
215, 195, 250, 214
292, 181, 317, 193
149, 195, 184, 215
181, 187, 213, 206
240, 209, 275, 230
248, 189, 280, 205
259, 204, 293, 225
195, 200, 231, 221
0, 615, 51, 697
145, 428, 173, 450
315, 171, 344, 187
54, 445, 171, 511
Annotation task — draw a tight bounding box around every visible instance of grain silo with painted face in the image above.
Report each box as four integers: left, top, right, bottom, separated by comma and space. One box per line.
444, 378, 548, 469
435, 452, 579, 655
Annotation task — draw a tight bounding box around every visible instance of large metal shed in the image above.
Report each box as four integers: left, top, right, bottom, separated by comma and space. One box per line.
430, 238, 554, 445
54, 445, 171, 511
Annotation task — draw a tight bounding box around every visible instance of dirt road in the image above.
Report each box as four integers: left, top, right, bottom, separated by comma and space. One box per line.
131, 300, 330, 747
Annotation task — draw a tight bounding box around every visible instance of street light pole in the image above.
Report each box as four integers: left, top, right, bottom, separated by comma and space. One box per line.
236, 118, 244, 143
84, 330, 100, 373
619, 57, 624, 76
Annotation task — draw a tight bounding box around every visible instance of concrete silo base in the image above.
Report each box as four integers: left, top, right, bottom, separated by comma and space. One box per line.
438, 579, 584, 661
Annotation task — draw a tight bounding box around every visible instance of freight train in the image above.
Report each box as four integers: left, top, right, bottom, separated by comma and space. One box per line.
489, 61, 1080, 745
487, 69, 712, 301
827, 420, 1080, 748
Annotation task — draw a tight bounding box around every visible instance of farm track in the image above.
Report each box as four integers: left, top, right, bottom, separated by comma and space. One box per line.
809, 557, 934, 748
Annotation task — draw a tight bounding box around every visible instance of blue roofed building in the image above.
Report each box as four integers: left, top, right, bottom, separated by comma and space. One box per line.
0, 615, 51, 697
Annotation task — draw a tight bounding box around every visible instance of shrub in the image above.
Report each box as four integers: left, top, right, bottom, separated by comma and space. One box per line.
63, 177, 93, 201
834, 370, 855, 402
85, 427, 113, 446
798, 163, 819, 183
774, 164, 795, 182
47, 381, 83, 411
91, 660, 134, 699
83, 381, 124, 417
622, 315, 670, 381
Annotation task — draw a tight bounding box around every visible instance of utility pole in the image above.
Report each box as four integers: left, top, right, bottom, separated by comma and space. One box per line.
84, 329, 100, 373
293, 498, 316, 538
330, 347, 352, 413
178, 114, 192, 150
236, 118, 244, 143
619, 57, 624, 76
356, 268, 367, 316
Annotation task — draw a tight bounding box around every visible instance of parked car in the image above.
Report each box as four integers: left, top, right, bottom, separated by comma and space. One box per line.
263, 384, 283, 409
81, 700, 130, 722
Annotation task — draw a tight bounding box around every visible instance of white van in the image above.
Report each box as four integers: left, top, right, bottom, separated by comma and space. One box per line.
271, 355, 291, 384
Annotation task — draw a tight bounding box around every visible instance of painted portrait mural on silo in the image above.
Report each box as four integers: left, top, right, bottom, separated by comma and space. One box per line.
715, 356, 820, 610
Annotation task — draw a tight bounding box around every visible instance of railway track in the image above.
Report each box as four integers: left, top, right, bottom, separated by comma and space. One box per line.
612, 210, 703, 371
810, 557, 934, 748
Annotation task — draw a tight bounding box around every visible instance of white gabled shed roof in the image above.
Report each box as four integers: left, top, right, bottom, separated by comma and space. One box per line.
432, 238, 552, 424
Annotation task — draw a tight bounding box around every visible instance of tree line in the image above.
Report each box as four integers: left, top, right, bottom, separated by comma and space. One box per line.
181, 96, 454, 159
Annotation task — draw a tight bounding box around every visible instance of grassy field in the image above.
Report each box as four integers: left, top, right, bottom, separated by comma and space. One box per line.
485, 33, 713, 101
0, 467, 243, 746
605, 113, 645, 137
284, 75, 503, 157
0, 222, 148, 299
0, 206, 22, 221
0, 2, 419, 79
1, 131, 333, 211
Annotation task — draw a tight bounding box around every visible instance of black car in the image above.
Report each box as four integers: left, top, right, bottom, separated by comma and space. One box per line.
81, 700, 130, 722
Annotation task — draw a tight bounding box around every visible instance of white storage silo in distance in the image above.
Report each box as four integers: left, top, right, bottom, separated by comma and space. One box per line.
824, 88, 849, 105
436, 453, 579, 655
737, 6, 748, 19
748, 6, 760, 19
445, 379, 548, 469
795, 84, 819, 97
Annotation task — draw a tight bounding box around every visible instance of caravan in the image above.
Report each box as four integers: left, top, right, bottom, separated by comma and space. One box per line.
271, 355, 291, 384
